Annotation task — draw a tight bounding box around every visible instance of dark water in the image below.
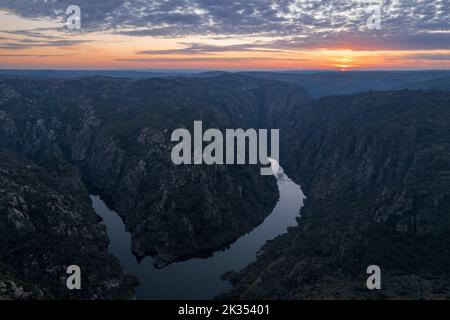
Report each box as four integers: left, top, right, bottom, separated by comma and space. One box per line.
91, 169, 304, 300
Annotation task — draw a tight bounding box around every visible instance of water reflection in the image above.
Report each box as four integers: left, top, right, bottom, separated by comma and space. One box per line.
91, 166, 304, 299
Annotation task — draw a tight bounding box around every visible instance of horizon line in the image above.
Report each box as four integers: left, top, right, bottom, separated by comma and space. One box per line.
1, 68, 450, 73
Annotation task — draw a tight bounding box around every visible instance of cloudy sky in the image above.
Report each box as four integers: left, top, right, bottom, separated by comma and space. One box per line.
0, 0, 449, 70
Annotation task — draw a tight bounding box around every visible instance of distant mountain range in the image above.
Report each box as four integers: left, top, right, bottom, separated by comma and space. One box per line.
403, 76, 450, 91
238, 70, 450, 97
1, 69, 449, 98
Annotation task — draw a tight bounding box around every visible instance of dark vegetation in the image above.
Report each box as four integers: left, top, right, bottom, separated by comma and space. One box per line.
0, 151, 137, 299
223, 90, 450, 299
0, 71, 449, 299
239, 70, 450, 97
0, 74, 309, 297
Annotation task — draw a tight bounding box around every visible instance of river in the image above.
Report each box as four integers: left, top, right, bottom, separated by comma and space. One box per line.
91, 166, 304, 299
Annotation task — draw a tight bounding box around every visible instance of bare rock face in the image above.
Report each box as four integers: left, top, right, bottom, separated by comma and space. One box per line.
0, 75, 309, 268
1, 75, 450, 300
224, 91, 450, 299
0, 151, 137, 299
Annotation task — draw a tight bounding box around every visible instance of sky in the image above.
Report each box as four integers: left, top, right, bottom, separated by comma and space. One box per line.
0, 0, 449, 70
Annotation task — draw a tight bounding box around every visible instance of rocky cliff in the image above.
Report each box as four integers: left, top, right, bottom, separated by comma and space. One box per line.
224, 90, 450, 299
0, 75, 310, 267
0, 151, 137, 299
3, 73, 448, 300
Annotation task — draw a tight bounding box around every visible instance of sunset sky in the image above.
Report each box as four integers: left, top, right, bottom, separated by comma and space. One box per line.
0, 0, 449, 70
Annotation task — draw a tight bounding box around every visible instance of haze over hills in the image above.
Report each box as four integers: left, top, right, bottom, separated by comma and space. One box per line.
238, 71, 450, 97
0, 69, 199, 79
1, 69, 449, 98
403, 76, 450, 91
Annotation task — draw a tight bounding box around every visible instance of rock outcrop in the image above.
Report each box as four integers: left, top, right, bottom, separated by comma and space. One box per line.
224, 91, 450, 299
0, 151, 137, 299
0, 75, 310, 267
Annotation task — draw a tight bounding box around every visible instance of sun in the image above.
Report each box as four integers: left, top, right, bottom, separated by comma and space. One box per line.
329, 50, 360, 71
335, 56, 354, 71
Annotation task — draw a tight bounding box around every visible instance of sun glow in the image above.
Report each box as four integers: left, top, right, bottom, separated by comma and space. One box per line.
0, 11, 449, 70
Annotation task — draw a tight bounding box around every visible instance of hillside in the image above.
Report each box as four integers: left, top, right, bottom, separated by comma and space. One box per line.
223, 90, 450, 299
239, 71, 450, 97
0, 151, 137, 299
0, 74, 310, 267
402, 76, 450, 91
1, 74, 450, 299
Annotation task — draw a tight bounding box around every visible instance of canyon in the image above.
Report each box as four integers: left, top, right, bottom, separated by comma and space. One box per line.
0, 72, 449, 299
